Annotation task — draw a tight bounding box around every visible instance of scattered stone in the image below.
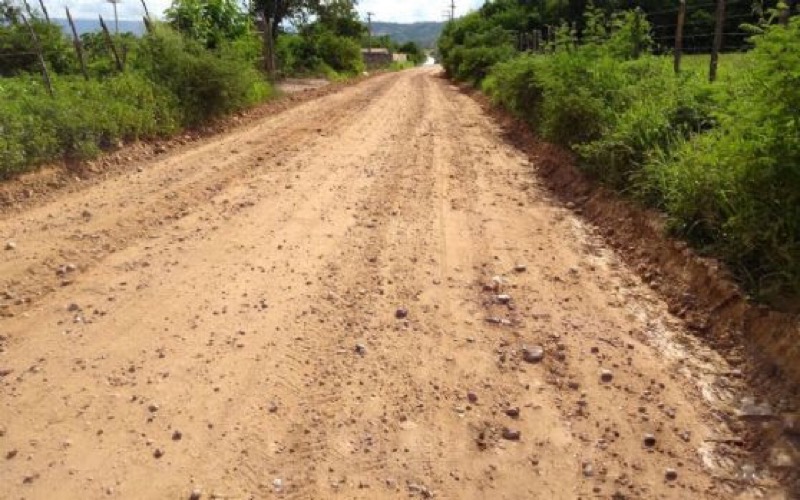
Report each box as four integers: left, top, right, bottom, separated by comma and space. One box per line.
272, 478, 283, 491
153, 448, 164, 459
67, 303, 80, 312
268, 402, 279, 413
522, 345, 544, 363
395, 307, 408, 319
172, 430, 182, 441
189, 488, 203, 500
582, 462, 594, 477
496, 294, 512, 304
737, 398, 774, 421
600, 369, 614, 383
504, 407, 520, 418
739, 464, 756, 482
782, 413, 800, 436
769, 448, 796, 469
643, 434, 656, 448
467, 392, 478, 404
355, 343, 367, 356
6, 449, 18, 460
148, 403, 159, 413
513, 264, 527, 273
407, 482, 432, 498
485, 317, 511, 326
502, 428, 521, 441
4, 241, 16, 251
664, 468, 678, 481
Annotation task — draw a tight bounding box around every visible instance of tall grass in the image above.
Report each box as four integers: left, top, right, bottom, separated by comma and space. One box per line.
0, 25, 272, 178
477, 18, 800, 302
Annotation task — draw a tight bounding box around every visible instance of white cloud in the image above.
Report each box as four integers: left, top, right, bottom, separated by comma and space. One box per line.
41, 0, 170, 20
357, 0, 484, 23
42, 0, 485, 22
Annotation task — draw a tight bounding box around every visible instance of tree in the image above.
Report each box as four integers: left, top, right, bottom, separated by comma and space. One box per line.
253, 0, 316, 39
166, 0, 251, 49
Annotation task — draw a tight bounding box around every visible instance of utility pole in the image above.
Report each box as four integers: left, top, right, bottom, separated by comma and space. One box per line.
450, 0, 455, 21
366, 12, 374, 53
107, 0, 121, 34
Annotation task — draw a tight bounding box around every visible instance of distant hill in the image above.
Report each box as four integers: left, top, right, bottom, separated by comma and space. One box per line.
371, 22, 445, 49
53, 18, 146, 36
53, 19, 444, 49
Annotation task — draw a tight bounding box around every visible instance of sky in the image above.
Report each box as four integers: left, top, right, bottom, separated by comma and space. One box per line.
40, 0, 485, 23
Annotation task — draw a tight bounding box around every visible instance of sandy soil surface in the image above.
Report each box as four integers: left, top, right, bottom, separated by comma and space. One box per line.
0, 68, 783, 499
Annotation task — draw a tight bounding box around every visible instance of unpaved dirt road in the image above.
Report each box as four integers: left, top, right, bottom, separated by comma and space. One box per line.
0, 68, 768, 499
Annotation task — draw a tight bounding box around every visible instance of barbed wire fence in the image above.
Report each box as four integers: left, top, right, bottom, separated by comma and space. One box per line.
511, 0, 796, 82
0, 0, 155, 96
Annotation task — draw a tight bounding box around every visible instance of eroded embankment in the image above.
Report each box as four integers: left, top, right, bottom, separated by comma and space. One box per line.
460, 83, 800, 490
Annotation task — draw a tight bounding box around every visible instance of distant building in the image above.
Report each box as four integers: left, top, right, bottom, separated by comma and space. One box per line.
392, 53, 408, 63
361, 48, 392, 68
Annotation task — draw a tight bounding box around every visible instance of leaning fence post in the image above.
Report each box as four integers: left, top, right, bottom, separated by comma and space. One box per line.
66, 7, 89, 80
674, 0, 686, 74
36, 0, 49, 23
99, 15, 124, 72
709, 0, 726, 82
20, 12, 54, 97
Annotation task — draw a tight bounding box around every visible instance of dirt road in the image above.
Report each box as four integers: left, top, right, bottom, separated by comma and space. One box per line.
0, 68, 772, 499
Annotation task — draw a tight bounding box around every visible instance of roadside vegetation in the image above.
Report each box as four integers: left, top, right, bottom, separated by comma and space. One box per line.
0, 0, 424, 179
438, 1, 799, 303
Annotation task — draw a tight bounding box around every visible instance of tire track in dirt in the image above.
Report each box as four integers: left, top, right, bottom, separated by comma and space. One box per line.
0, 68, 787, 499
0, 73, 399, 320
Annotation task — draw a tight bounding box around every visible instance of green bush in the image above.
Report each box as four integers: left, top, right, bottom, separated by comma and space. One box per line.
0, 73, 179, 177
0, 19, 75, 76
316, 31, 364, 75
277, 29, 364, 77
136, 26, 270, 125
465, 4, 800, 300
646, 19, 800, 297
0, 23, 271, 177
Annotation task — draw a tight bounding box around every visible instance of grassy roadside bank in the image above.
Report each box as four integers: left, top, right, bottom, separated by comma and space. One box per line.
439, 8, 799, 305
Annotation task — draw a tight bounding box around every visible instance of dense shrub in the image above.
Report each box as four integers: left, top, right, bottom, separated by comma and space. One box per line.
455, 3, 800, 301
0, 73, 179, 176
646, 19, 800, 297
277, 29, 364, 77
0, 22, 271, 176
134, 26, 270, 125
0, 19, 75, 76
316, 30, 364, 74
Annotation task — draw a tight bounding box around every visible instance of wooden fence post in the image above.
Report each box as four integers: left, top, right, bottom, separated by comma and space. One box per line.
66, 7, 89, 80
22, 0, 34, 19
633, 8, 642, 58
20, 12, 53, 97
36, 0, 49, 23
140, 0, 150, 18
709, 0, 726, 82
674, 0, 686, 74
99, 15, 124, 72
778, 0, 796, 25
